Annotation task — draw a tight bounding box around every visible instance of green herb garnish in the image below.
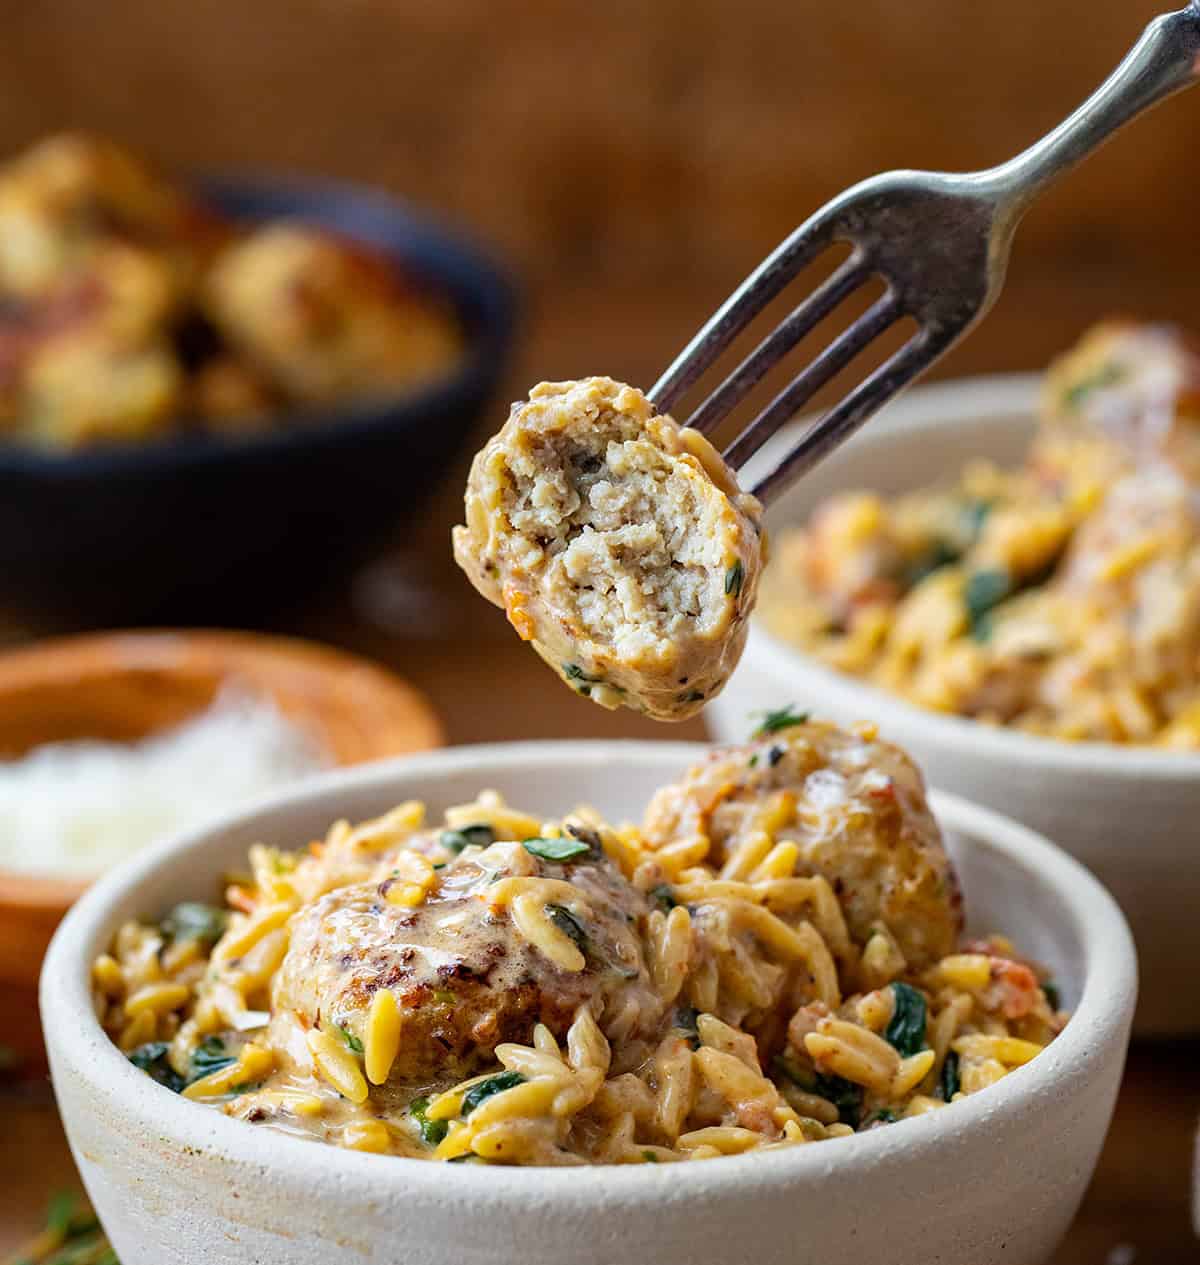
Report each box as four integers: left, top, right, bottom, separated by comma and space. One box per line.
753, 705, 810, 736
523, 837, 591, 862
190, 1035, 237, 1081
964, 568, 1011, 640
1043, 980, 1061, 1010
1064, 362, 1125, 410
129, 1041, 185, 1093
440, 824, 496, 854
334, 1025, 364, 1055
161, 902, 228, 945
937, 1049, 961, 1102
674, 1005, 701, 1049
563, 662, 604, 685
868, 1108, 899, 1126
23, 1192, 109, 1265
650, 883, 676, 912
433, 988, 457, 1004
410, 1095, 449, 1146
642, 1149, 660, 1162
961, 498, 994, 538
461, 1070, 526, 1116
724, 560, 744, 598
546, 903, 589, 951
884, 981, 928, 1058
46, 1190, 80, 1236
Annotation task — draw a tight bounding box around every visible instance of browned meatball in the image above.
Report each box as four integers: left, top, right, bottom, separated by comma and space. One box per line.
642, 719, 962, 969
272, 835, 664, 1087
204, 224, 461, 405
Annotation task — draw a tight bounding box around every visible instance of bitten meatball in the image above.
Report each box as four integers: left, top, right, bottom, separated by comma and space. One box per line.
642, 719, 962, 968
452, 377, 765, 721
271, 833, 664, 1088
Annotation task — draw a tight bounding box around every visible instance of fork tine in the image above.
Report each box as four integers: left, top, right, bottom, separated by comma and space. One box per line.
748, 331, 935, 505
683, 251, 871, 436
721, 292, 900, 469
647, 211, 840, 413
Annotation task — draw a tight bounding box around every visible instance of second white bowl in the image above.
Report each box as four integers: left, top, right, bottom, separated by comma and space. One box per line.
707, 373, 1200, 1033
42, 741, 1134, 1265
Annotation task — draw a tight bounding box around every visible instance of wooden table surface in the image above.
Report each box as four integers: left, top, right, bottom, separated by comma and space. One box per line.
2, 577, 1198, 1261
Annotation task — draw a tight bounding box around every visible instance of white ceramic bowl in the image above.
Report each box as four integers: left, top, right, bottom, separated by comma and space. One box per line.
707, 374, 1200, 1034
42, 741, 1134, 1265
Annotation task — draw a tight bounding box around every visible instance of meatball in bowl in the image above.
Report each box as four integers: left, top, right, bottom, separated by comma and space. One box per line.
42, 737, 1133, 1264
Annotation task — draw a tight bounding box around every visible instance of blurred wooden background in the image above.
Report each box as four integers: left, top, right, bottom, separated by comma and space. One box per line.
0, 6, 1198, 1261
1, 0, 1196, 396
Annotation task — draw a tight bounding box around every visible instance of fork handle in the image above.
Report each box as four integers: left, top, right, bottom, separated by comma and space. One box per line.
990, 3, 1200, 210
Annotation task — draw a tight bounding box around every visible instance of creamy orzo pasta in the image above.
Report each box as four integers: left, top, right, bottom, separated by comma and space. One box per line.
98, 721, 1064, 1165
759, 322, 1200, 746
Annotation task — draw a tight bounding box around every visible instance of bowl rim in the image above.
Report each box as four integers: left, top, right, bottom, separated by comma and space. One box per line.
0, 628, 444, 907
41, 739, 1137, 1201
0, 170, 516, 481
747, 370, 1200, 778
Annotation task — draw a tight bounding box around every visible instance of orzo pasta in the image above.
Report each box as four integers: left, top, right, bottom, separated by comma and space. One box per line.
99, 720, 1065, 1165
758, 321, 1200, 746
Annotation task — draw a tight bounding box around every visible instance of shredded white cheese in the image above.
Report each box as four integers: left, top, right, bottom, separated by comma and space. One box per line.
0, 689, 331, 878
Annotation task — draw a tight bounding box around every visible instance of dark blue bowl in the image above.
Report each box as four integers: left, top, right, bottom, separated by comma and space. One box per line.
0, 175, 516, 624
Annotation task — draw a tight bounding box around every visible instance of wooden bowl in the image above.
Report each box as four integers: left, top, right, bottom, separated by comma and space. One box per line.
0, 629, 442, 1069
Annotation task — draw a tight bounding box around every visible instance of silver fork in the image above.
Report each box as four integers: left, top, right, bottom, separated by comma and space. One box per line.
649, 3, 1200, 506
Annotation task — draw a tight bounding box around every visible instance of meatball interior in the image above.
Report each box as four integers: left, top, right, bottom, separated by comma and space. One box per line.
453, 376, 764, 720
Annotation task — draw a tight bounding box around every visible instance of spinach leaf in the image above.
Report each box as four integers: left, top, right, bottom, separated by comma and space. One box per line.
906, 539, 960, 586
523, 837, 591, 863
884, 982, 927, 1058
461, 1070, 526, 1116
964, 568, 1011, 640
190, 1035, 237, 1082
753, 706, 810, 736
161, 902, 228, 945
440, 824, 495, 854
814, 1073, 863, 1129
546, 904, 589, 952
409, 1095, 449, 1146
129, 1041, 185, 1093
937, 1049, 961, 1102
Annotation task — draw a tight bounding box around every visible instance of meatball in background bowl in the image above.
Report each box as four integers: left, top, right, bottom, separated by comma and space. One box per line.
0, 174, 515, 623
705, 374, 1200, 1033
41, 741, 1134, 1265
